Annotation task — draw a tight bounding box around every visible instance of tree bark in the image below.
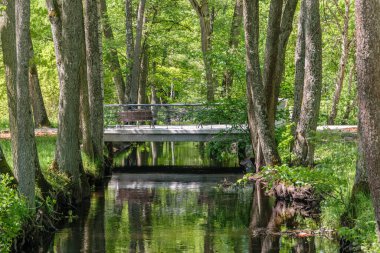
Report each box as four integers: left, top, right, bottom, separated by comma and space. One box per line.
15, 0, 36, 207
84, 0, 104, 174
341, 65, 356, 124
221, 0, 243, 97
1, 0, 50, 195
125, 0, 134, 102
355, 0, 380, 240
0, 0, 18, 175
129, 0, 146, 104
79, 58, 93, 157
189, 0, 215, 101
54, 0, 90, 203
243, 0, 281, 167
328, 0, 352, 125
100, 0, 126, 104
292, 0, 322, 167
46, 0, 64, 86
28, 36, 51, 127
271, 0, 298, 126
138, 43, 149, 104
263, 0, 283, 134
292, 0, 306, 129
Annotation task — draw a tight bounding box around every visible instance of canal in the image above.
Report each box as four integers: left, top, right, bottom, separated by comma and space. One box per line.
44, 142, 339, 252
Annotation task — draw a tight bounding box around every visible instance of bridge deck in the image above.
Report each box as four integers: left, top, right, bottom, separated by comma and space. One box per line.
104, 124, 243, 142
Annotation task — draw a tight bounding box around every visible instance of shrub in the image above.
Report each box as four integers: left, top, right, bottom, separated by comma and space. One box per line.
0, 175, 29, 252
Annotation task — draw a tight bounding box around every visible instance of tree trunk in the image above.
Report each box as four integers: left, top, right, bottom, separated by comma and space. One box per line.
0, 0, 18, 175
341, 65, 356, 124
355, 0, 380, 240
46, 0, 64, 86
243, 0, 281, 167
264, 0, 298, 134
100, 0, 126, 104
15, 0, 36, 207
189, 0, 215, 101
292, 0, 322, 167
271, 0, 298, 125
328, 0, 352, 125
352, 124, 369, 195
129, 0, 146, 104
54, 0, 90, 203
138, 43, 149, 104
80, 58, 93, 157
2, 0, 52, 198
28, 36, 51, 127
84, 0, 104, 175
292, 0, 306, 129
221, 0, 243, 97
263, 0, 283, 134
125, 0, 134, 102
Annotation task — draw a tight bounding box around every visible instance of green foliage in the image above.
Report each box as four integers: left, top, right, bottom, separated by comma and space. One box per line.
337, 192, 380, 252
0, 175, 29, 253
275, 123, 295, 163
255, 164, 337, 195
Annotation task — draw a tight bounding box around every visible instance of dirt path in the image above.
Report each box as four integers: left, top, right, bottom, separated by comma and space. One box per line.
0, 128, 58, 140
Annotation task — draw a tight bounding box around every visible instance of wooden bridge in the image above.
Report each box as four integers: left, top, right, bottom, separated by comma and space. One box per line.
103, 103, 245, 142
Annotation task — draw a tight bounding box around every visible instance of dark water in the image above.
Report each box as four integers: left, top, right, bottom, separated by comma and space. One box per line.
46, 174, 339, 253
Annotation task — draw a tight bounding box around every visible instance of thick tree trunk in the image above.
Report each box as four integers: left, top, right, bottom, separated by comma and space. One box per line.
292, 0, 306, 129
84, 0, 104, 175
54, 0, 90, 203
80, 59, 93, 157
263, 0, 283, 134
125, 0, 134, 102
189, 0, 215, 101
355, 0, 380, 240
46, 0, 64, 86
271, 0, 298, 125
328, 0, 352, 125
221, 0, 243, 97
28, 36, 51, 127
292, 0, 322, 167
0, 0, 18, 174
2, 0, 51, 195
100, 0, 126, 104
129, 0, 146, 104
15, 0, 36, 207
243, 0, 281, 167
352, 125, 369, 195
138, 45, 149, 104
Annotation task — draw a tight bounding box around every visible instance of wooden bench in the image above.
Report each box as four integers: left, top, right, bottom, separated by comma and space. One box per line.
118, 109, 154, 127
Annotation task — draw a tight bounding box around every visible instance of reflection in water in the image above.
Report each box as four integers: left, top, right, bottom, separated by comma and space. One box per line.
249, 182, 338, 253
48, 174, 338, 253
113, 142, 239, 168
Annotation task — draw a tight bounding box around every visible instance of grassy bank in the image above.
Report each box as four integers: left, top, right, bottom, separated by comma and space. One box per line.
254, 131, 378, 252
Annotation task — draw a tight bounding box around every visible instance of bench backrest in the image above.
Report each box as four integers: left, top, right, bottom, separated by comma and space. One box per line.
119, 109, 153, 122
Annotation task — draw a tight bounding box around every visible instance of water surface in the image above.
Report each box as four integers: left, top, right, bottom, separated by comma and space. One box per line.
48, 173, 339, 252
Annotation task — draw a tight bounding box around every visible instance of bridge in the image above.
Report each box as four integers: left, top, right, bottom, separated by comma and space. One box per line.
103, 103, 246, 142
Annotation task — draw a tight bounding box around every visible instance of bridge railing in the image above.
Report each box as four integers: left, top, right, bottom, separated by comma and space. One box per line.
104, 103, 242, 128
